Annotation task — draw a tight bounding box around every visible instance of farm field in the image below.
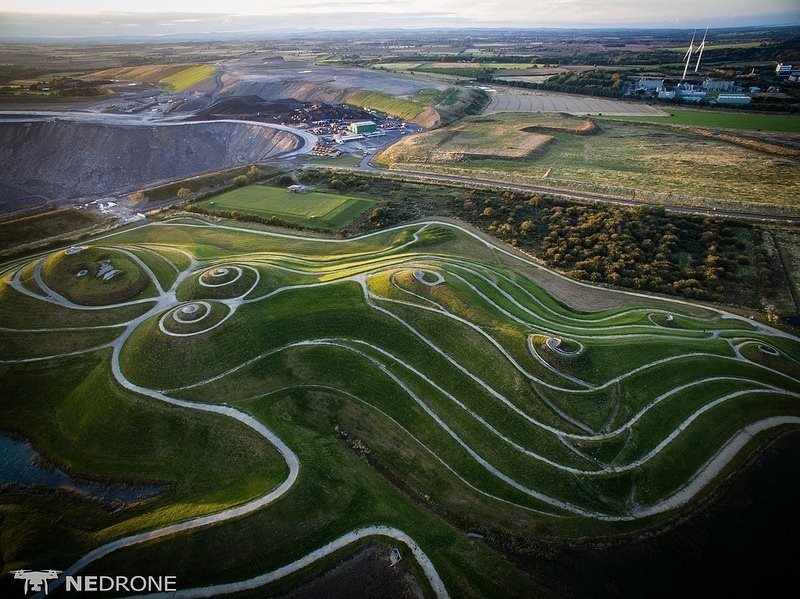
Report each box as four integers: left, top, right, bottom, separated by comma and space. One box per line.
377, 112, 800, 214
1, 218, 798, 597
485, 91, 667, 116
158, 64, 217, 92
194, 185, 376, 230
85, 63, 217, 91
604, 108, 800, 132
347, 89, 429, 121
379, 62, 538, 71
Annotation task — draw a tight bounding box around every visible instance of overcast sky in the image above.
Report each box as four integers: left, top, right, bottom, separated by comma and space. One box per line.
1, 0, 798, 37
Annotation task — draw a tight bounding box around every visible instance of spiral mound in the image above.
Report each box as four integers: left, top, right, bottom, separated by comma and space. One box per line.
413, 269, 445, 286
158, 301, 231, 336
199, 266, 243, 287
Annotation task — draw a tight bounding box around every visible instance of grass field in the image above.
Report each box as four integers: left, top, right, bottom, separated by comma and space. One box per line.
347, 90, 428, 121
1, 218, 798, 597
0, 208, 105, 253
82, 63, 217, 92
379, 112, 592, 163
195, 185, 376, 230
158, 65, 217, 92
376, 112, 800, 214
603, 108, 800, 132
86, 64, 192, 83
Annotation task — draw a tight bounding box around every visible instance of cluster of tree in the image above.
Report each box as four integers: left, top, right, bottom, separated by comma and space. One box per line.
464, 196, 760, 302
414, 66, 496, 80
553, 37, 800, 67
293, 169, 777, 306
538, 205, 744, 300
497, 70, 627, 98
27, 77, 109, 96
366, 202, 404, 228
557, 49, 681, 66
751, 93, 800, 114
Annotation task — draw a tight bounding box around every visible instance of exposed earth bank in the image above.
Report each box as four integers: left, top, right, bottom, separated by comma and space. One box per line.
0, 119, 302, 209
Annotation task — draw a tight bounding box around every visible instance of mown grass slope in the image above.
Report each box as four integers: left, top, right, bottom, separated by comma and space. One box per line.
1, 219, 798, 596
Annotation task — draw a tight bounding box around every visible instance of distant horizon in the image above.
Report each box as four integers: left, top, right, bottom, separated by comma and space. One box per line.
1, 19, 799, 43
1, 1, 799, 40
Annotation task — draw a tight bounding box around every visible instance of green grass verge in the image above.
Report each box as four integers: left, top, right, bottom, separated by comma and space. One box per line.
195, 185, 376, 231
0, 209, 105, 253
602, 108, 800, 132
347, 90, 428, 121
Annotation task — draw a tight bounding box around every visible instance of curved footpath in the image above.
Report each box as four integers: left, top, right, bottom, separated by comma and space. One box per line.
7, 218, 796, 598
127, 526, 449, 599
24, 227, 444, 599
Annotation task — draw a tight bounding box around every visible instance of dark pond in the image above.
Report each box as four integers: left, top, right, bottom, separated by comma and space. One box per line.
782, 316, 800, 329
0, 433, 166, 505
528, 430, 800, 597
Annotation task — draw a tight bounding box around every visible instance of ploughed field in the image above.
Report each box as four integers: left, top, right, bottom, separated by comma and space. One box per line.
1, 218, 798, 596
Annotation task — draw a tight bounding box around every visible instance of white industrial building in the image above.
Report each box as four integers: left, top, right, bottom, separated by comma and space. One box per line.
702, 80, 741, 92
635, 78, 665, 93
716, 94, 752, 105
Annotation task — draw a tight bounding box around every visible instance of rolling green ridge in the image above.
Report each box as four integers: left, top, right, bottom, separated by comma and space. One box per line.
1, 219, 798, 597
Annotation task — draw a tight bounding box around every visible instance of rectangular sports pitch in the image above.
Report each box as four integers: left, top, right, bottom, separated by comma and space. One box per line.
196, 185, 376, 230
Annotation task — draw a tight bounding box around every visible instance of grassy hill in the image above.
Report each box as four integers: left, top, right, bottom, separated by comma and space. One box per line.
1, 219, 798, 596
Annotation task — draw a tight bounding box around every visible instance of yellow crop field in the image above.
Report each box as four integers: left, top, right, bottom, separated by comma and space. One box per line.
159, 64, 217, 92
86, 64, 190, 83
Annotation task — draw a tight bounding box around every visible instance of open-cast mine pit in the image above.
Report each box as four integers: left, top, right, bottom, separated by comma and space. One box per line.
0, 119, 305, 211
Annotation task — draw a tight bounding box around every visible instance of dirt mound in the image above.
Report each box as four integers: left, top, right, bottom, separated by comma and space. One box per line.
0, 120, 301, 207
224, 80, 354, 105
192, 96, 375, 126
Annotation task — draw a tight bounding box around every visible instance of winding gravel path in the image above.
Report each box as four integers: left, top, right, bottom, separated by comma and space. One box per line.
4, 217, 797, 597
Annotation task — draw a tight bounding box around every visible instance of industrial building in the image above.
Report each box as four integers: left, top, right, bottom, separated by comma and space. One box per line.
702, 79, 741, 92
716, 94, 752, 105
348, 121, 377, 134
635, 78, 665, 93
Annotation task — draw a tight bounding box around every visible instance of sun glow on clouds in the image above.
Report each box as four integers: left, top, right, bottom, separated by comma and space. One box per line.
1, 0, 798, 28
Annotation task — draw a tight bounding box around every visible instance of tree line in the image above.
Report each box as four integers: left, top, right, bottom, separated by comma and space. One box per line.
296, 169, 784, 309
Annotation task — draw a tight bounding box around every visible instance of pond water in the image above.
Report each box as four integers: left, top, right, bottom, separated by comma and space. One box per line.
529, 430, 800, 597
0, 433, 167, 505
782, 316, 800, 329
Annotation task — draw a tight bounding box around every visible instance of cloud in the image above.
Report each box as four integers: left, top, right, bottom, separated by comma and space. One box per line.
0, 0, 798, 38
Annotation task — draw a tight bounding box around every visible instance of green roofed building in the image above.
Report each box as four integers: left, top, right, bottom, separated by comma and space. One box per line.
349, 120, 377, 134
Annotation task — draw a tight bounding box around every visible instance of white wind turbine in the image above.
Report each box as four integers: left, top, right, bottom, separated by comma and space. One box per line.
694, 27, 708, 73
682, 30, 696, 81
